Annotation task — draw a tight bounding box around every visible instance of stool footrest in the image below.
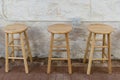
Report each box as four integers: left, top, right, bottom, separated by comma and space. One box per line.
8, 42, 26, 47
95, 46, 108, 48
8, 45, 21, 47
92, 58, 108, 61
51, 58, 68, 60
53, 49, 67, 52
8, 57, 24, 59
53, 46, 66, 48
87, 50, 102, 52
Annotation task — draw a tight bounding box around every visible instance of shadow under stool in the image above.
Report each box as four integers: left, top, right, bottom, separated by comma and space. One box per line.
4, 23, 32, 73
47, 24, 72, 74
83, 24, 114, 75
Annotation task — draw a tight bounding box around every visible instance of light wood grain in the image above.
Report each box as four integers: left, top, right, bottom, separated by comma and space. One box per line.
4, 24, 27, 34
5, 33, 9, 72
107, 34, 112, 74
87, 33, 96, 75
65, 33, 72, 74
11, 34, 15, 62
20, 33, 29, 73
47, 33, 54, 74
48, 24, 72, 34
24, 31, 33, 62
102, 34, 106, 63
88, 24, 114, 34
83, 32, 92, 63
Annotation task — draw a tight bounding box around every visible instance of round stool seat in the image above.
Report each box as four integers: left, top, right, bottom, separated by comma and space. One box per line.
48, 24, 72, 34
4, 24, 28, 34
88, 24, 114, 34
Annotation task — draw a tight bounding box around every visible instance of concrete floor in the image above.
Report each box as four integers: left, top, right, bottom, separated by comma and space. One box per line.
0, 58, 120, 80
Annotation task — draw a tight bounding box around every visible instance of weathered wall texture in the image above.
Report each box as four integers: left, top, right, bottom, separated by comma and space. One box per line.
0, 20, 120, 59
2, 0, 120, 21
0, 0, 120, 59
3, 0, 90, 21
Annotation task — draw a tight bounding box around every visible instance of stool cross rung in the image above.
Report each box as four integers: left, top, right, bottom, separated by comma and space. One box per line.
8, 42, 26, 47
87, 50, 102, 52
53, 49, 67, 52
92, 58, 108, 61
95, 45, 108, 48
51, 58, 68, 60
8, 57, 24, 59
8, 45, 21, 47
53, 45, 66, 48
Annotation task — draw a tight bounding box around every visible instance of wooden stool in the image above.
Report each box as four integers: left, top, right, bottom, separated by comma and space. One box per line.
83, 24, 114, 75
4, 24, 32, 73
47, 24, 72, 74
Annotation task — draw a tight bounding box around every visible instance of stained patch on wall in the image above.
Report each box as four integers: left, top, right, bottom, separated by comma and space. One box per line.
70, 28, 86, 41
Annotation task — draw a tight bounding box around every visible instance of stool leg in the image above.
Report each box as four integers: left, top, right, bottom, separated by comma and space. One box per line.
24, 31, 33, 62
5, 33, 9, 72
87, 33, 96, 75
20, 33, 29, 73
107, 34, 112, 74
65, 33, 72, 74
83, 32, 92, 63
102, 34, 106, 63
11, 34, 15, 62
47, 33, 54, 74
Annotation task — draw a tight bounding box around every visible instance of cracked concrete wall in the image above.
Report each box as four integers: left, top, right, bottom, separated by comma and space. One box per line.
0, 0, 120, 59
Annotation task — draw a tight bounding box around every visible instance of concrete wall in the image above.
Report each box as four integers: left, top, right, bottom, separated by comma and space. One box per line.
0, 0, 120, 59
